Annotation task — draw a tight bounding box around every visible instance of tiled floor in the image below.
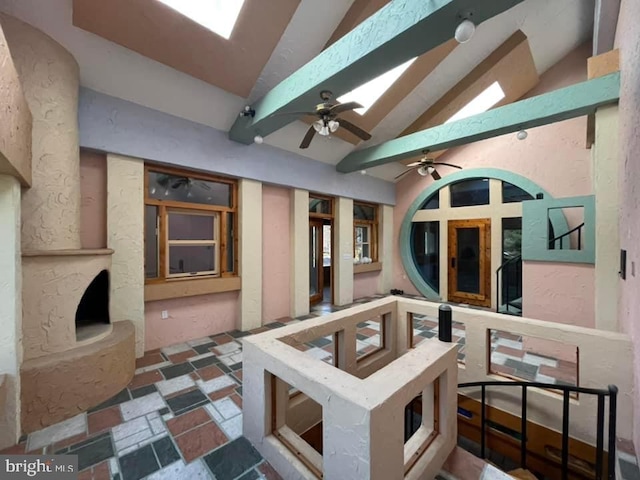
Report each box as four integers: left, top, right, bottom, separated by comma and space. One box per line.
0, 294, 626, 479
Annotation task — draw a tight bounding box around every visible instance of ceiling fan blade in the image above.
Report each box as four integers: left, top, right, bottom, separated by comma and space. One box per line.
394, 167, 416, 180
338, 119, 372, 141
436, 162, 463, 170
300, 125, 316, 149
431, 169, 442, 181
329, 101, 364, 115
406, 161, 424, 167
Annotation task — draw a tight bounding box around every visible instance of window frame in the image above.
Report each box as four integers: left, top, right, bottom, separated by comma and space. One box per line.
353, 201, 378, 263
144, 165, 238, 284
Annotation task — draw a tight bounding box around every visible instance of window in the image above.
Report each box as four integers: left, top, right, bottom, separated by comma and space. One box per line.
156, 0, 245, 40
144, 166, 237, 282
354, 202, 378, 263
450, 178, 490, 207
445, 82, 505, 123
502, 182, 533, 203
411, 221, 439, 292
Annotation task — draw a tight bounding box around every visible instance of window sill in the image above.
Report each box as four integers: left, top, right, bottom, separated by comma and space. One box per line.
145, 276, 241, 302
354, 262, 382, 274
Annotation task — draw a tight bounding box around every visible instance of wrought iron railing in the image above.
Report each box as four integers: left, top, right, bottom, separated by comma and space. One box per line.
495, 254, 522, 314
549, 222, 585, 250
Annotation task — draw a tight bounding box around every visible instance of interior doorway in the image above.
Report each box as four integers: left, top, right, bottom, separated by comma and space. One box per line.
309, 195, 334, 306
447, 218, 491, 307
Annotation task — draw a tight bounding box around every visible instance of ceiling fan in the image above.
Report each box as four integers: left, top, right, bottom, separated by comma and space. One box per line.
274, 90, 372, 149
394, 151, 462, 181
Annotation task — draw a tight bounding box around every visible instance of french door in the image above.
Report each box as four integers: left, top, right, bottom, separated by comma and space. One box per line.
447, 219, 491, 307
309, 219, 324, 305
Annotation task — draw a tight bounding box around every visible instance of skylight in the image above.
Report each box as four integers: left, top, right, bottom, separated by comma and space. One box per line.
157, 0, 245, 40
445, 82, 505, 123
338, 57, 417, 115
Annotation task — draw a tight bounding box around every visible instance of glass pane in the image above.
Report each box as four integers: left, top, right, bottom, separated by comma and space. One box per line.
361, 244, 370, 259
502, 218, 522, 308
168, 213, 215, 240
456, 227, 480, 293
354, 203, 375, 220
420, 194, 439, 210
148, 171, 231, 207
502, 181, 533, 203
309, 225, 319, 295
502, 218, 522, 260
309, 197, 331, 214
450, 179, 490, 207
411, 222, 439, 292
323, 225, 331, 267
168, 245, 215, 275
144, 206, 158, 278
227, 212, 235, 274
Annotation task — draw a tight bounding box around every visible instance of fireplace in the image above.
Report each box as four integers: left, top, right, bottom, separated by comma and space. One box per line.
76, 269, 110, 341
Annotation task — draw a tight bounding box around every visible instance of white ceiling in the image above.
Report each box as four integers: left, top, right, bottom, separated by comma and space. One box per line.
0, 0, 595, 182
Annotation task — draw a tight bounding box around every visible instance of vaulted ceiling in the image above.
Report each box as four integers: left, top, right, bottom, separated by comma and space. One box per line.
12, 0, 597, 181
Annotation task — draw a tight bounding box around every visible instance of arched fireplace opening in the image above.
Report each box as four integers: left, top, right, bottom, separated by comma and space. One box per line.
76, 269, 110, 341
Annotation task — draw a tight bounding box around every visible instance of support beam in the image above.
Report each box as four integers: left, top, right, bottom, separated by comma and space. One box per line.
336, 72, 620, 173
229, 0, 525, 145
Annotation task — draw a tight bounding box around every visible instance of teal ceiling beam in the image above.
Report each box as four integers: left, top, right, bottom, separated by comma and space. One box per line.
336, 72, 621, 173
229, 0, 526, 145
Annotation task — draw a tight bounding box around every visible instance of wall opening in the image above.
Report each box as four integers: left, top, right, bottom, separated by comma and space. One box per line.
75, 269, 110, 341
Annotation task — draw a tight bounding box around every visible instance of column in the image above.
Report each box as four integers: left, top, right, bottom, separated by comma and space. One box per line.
377, 204, 394, 294
239, 179, 262, 330
0, 175, 22, 449
334, 197, 354, 306
107, 154, 145, 356
290, 189, 309, 317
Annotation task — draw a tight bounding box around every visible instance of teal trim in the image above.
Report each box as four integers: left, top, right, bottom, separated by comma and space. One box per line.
400, 168, 568, 300
337, 72, 621, 173
522, 195, 596, 264
229, 0, 526, 145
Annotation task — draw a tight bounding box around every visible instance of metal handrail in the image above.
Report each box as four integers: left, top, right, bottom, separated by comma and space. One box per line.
495, 254, 522, 313
549, 222, 585, 250
458, 381, 617, 480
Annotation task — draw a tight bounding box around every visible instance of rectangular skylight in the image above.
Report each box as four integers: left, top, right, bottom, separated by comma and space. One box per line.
338, 57, 417, 115
445, 81, 505, 123
157, 0, 245, 40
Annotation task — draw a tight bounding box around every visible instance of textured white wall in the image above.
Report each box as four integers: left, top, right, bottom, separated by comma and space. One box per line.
107, 154, 145, 357
239, 179, 263, 331
334, 197, 353, 306
0, 175, 21, 449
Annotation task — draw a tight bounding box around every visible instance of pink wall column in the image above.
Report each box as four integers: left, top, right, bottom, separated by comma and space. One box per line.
354, 272, 380, 299
79, 149, 107, 249
615, 0, 640, 450
393, 42, 594, 299
145, 292, 238, 351
262, 185, 291, 323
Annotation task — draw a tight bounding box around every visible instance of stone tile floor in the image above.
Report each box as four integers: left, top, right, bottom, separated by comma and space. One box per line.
1, 294, 634, 479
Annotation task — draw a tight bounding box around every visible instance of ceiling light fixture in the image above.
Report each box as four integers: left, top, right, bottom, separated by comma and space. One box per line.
516, 130, 528, 140
239, 105, 255, 118
417, 166, 430, 177
360, 170, 367, 175
455, 19, 476, 43
313, 119, 339, 136
254, 135, 264, 144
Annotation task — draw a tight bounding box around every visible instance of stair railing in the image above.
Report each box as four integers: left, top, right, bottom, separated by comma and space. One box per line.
495, 254, 522, 314
549, 222, 585, 250
458, 380, 617, 480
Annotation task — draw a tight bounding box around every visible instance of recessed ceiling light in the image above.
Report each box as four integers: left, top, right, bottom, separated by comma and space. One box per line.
446, 81, 505, 123
338, 57, 417, 115
156, 0, 245, 40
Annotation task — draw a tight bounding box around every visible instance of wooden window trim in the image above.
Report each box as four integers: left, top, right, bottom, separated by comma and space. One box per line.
144, 165, 238, 294
354, 202, 379, 263
309, 193, 334, 218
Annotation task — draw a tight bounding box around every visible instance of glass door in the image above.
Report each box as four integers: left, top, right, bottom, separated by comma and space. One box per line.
309, 219, 324, 305
447, 219, 491, 307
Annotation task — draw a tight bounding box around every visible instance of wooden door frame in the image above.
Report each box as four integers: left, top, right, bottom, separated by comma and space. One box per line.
447, 218, 491, 307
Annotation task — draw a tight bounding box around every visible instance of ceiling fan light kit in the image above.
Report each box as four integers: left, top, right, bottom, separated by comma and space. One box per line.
395, 150, 461, 181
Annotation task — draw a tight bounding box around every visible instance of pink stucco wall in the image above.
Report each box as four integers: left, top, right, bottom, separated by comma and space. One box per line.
144, 292, 238, 351
262, 185, 291, 323
615, 0, 640, 450
79, 149, 107, 249
354, 271, 380, 299
393, 42, 594, 303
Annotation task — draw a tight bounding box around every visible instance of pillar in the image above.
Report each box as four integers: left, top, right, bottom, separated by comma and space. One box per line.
239, 179, 262, 330
334, 197, 353, 306
290, 189, 309, 317
378, 204, 394, 294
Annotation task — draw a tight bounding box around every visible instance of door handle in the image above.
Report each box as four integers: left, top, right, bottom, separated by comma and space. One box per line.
451, 257, 456, 268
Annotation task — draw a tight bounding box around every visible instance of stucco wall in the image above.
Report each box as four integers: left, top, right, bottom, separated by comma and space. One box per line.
262, 185, 291, 323
1, 13, 82, 252
0, 21, 31, 186
393, 43, 594, 306
144, 292, 239, 352
354, 272, 380, 299
615, 0, 640, 451
80, 149, 107, 249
